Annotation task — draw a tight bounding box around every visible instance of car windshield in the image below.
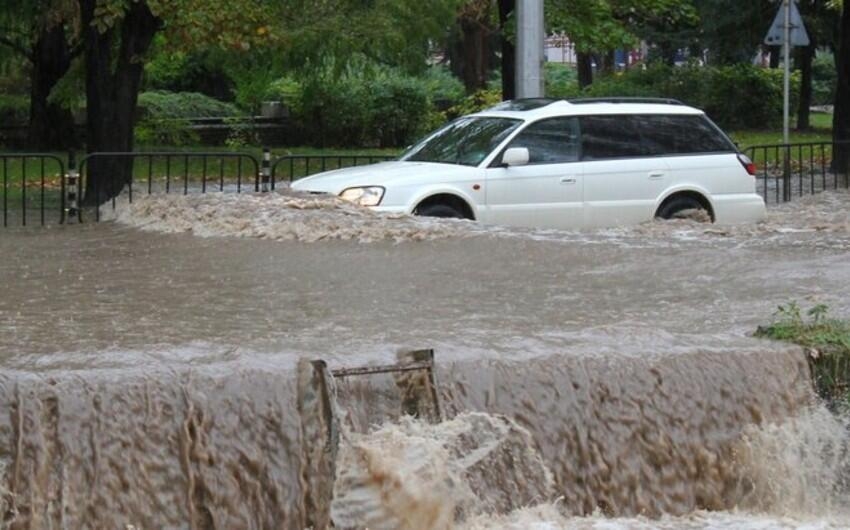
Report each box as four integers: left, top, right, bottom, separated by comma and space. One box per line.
401, 117, 522, 166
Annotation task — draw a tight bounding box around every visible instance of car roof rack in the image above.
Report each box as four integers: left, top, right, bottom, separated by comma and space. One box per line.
566, 97, 685, 106
487, 98, 560, 111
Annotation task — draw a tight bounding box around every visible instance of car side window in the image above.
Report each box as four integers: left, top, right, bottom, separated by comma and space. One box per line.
638, 115, 736, 155
506, 117, 580, 164
579, 115, 645, 160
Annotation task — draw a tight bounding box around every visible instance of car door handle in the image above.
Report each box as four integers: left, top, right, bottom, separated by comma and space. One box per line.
560, 177, 577, 184
648, 171, 665, 180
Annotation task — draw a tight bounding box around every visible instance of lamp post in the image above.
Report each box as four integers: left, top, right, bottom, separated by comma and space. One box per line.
516, 0, 545, 98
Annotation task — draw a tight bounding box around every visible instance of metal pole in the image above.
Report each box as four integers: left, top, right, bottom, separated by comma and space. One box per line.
782, 0, 792, 200
516, 0, 545, 98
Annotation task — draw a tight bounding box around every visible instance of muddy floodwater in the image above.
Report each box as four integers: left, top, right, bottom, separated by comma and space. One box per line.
1, 190, 850, 528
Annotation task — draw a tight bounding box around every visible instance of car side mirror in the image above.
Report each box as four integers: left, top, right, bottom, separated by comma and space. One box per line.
501, 147, 529, 167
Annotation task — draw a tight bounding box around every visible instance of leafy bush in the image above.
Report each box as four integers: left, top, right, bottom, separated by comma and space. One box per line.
137, 91, 243, 119
544, 63, 580, 99
0, 95, 29, 125
135, 91, 244, 146
812, 51, 836, 107
268, 63, 436, 148
580, 63, 798, 130
421, 65, 466, 109
447, 89, 502, 118
368, 75, 430, 147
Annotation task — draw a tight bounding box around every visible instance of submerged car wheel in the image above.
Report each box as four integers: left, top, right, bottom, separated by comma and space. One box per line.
656, 196, 712, 223
415, 203, 466, 219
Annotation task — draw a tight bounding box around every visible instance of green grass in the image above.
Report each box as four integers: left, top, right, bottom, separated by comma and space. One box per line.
730, 112, 833, 149
756, 302, 850, 410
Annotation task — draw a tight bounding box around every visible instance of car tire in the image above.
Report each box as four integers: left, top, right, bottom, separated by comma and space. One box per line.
656, 196, 711, 222
415, 203, 466, 219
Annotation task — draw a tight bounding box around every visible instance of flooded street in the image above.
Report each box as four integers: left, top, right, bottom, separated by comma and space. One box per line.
1, 190, 850, 528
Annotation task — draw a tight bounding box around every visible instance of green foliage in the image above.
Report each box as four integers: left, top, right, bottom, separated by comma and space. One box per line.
0, 94, 30, 125
420, 65, 466, 108
547, 0, 697, 54
279, 0, 463, 73
135, 91, 244, 146
447, 89, 503, 118
756, 302, 850, 409
581, 63, 800, 130
812, 50, 837, 107
544, 63, 580, 99
264, 61, 441, 148
137, 91, 243, 119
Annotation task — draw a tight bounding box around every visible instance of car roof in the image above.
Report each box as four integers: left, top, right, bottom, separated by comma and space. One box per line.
471, 98, 705, 120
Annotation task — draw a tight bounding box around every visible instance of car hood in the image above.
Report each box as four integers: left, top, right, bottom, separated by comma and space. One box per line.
289, 161, 479, 194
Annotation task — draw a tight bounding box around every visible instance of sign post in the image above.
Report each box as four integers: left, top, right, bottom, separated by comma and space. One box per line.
764, 0, 809, 200
764, 0, 810, 143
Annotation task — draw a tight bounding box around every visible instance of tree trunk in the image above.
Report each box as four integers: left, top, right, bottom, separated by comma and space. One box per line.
80, 0, 161, 205
451, 17, 491, 93
498, 0, 515, 100
577, 52, 593, 89
598, 50, 616, 75
834, 3, 850, 173
796, 43, 815, 131
27, 24, 77, 150
769, 46, 781, 68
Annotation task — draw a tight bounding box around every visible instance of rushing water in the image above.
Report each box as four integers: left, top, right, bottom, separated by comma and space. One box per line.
1, 190, 850, 528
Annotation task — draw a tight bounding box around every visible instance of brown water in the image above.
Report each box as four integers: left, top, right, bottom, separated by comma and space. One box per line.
2, 191, 850, 528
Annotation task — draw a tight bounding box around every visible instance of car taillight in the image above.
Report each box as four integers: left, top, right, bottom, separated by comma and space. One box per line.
737, 154, 757, 176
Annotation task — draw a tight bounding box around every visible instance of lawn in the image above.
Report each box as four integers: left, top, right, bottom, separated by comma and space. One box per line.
729, 112, 833, 149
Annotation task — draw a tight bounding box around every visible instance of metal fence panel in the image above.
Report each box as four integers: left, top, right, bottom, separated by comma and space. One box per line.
744, 141, 850, 204
78, 152, 261, 221
270, 154, 396, 189
0, 154, 66, 227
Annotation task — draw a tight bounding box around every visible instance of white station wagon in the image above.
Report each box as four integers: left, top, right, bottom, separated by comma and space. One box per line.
291, 98, 766, 229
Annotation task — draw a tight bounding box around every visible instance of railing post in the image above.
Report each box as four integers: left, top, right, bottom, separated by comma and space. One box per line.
64, 150, 80, 224
782, 146, 792, 202
261, 148, 271, 193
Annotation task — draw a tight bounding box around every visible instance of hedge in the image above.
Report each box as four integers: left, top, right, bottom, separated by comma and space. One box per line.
575, 63, 800, 131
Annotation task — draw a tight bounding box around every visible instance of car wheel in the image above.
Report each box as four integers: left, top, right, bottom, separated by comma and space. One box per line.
656, 196, 711, 222
415, 203, 466, 219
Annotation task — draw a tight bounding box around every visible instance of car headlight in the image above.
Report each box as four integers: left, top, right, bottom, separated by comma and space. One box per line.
339, 186, 385, 207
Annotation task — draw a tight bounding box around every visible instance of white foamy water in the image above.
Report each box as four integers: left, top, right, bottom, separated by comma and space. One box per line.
107, 188, 850, 250
331, 408, 850, 530
105, 190, 473, 243
331, 412, 554, 529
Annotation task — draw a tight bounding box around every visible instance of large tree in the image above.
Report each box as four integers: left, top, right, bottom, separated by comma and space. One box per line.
0, 0, 81, 150
78, 0, 277, 204
547, 0, 696, 87
795, 0, 835, 130
835, 0, 850, 171
80, 0, 461, 204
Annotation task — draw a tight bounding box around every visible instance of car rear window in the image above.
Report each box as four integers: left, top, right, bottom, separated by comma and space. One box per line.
637, 114, 736, 155
579, 114, 736, 160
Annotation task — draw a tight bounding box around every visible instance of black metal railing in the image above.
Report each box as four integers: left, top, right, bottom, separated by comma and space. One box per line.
0, 153, 66, 227
270, 154, 396, 189
743, 141, 850, 204
78, 151, 261, 221
7, 142, 846, 228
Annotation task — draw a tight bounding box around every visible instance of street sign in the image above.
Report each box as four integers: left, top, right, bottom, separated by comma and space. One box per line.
764, 0, 810, 47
